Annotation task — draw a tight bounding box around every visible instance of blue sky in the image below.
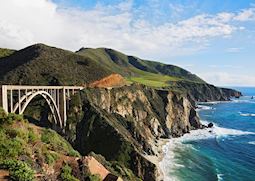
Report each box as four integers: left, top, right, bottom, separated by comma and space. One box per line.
0, 0, 255, 86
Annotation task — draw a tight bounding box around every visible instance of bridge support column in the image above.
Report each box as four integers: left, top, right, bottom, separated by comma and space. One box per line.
59, 88, 67, 127
0, 85, 8, 113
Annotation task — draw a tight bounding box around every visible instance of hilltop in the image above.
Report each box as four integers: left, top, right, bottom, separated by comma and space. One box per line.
76, 47, 204, 87
0, 44, 111, 85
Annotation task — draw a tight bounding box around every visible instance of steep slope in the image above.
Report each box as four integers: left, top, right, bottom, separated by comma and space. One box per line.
76, 48, 204, 86
0, 44, 111, 85
0, 108, 120, 181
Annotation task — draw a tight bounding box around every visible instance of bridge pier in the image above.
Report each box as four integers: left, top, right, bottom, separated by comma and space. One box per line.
0, 85, 8, 113
59, 88, 67, 127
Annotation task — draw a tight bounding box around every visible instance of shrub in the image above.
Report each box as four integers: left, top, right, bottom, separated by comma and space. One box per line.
0, 107, 8, 123
0, 159, 35, 181
0, 109, 24, 125
28, 128, 37, 143
41, 129, 69, 151
6, 113, 23, 124
68, 149, 80, 157
87, 174, 101, 181
61, 164, 79, 181
41, 129, 80, 156
45, 152, 59, 165
0, 135, 23, 160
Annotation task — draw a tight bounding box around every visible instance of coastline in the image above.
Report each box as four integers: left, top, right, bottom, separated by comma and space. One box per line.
155, 101, 224, 181
157, 95, 255, 181
144, 138, 170, 181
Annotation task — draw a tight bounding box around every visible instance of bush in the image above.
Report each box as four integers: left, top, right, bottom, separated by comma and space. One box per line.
45, 152, 59, 165
0, 159, 35, 181
41, 129, 69, 151
61, 164, 79, 181
5, 113, 23, 124
68, 149, 80, 157
0, 134, 23, 160
41, 129, 80, 156
0, 107, 8, 122
87, 174, 101, 181
0, 108, 24, 125
28, 128, 37, 143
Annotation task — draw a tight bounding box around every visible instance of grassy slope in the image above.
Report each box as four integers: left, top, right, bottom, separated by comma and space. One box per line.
0, 48, 15, 58
0, 108, 80, 180
76, 48, 204, 87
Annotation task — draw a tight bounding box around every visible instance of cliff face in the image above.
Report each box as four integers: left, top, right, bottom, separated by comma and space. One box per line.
69, 84, 201, 180
170, 81, 242, 102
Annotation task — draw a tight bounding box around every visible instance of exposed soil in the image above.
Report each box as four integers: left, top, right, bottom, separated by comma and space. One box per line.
89, 74, 127, 88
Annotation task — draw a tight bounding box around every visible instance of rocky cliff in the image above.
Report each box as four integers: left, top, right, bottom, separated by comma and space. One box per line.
169, 81, 242, 102
64, 84, 201, 180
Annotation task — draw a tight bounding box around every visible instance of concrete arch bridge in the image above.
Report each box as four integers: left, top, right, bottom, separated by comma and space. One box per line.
0, 85, 84, 128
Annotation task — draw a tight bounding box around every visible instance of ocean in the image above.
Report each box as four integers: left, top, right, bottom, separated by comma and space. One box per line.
160, 87, 255, 181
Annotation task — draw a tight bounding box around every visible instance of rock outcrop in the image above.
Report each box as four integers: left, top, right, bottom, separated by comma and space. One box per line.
170, 81, 242, 102
68, 84, 201, 180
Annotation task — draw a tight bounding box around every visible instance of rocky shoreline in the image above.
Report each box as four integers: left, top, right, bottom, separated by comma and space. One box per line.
59, 83, 242, 180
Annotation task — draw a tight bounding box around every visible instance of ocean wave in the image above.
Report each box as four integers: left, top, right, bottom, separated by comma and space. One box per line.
159, 141, 186, 181
197, 101, 223, 105
239, 112, 255, 117
248, 141, 255, 145
231, 99, 255, 104
160, 118, 255, 180
217, 173, 224, 181
196, 105, 215, 111
159, 122, 255, 181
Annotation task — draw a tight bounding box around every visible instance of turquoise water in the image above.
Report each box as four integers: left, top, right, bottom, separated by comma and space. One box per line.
160, 87, 255, 181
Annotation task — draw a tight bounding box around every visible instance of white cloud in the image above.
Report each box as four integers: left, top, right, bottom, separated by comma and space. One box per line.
199, 72, 255, 86
234, 8, 255, 21
0, 0, 254, 59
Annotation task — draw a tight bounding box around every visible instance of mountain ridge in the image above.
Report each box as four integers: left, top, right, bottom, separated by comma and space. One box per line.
0, 43, 241, 101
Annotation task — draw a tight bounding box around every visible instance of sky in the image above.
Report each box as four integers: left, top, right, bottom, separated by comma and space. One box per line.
0, 0, 255, 86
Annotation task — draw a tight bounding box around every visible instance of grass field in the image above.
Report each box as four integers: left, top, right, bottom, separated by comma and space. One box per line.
127, 71, 182, 87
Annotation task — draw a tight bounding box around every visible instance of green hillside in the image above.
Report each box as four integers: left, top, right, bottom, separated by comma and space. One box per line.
0, 44, 205, 88
76, 48, 205, 87
0, 44, 111, 85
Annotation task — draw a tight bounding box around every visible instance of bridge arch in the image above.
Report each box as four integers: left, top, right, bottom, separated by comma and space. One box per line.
13, 91, 63, 128
1, 85, 84, 129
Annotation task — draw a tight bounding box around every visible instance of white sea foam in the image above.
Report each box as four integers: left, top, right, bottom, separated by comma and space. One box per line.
248, 141, 255, 145
197, 101, 223, 105
196, 105, 215, 111
159, 121, 255, 181
217, 173, 224, 181
231, 99, 255, 104
239, 112, 255, 117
